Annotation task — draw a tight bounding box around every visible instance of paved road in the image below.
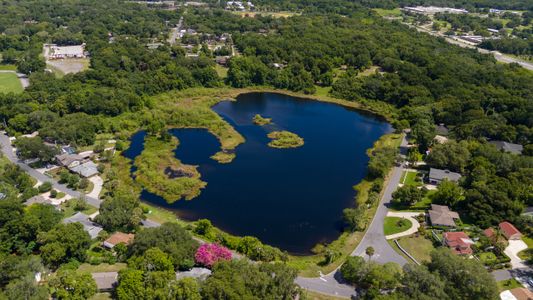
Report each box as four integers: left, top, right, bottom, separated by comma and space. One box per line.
409, 24, 533, 71
0, 132, 102, 208
296, 135, 409, 297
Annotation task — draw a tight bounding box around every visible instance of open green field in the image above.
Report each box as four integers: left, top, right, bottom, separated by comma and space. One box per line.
0, 64, 17, 71
392, 235, 436, 263
0, 72, 23, 94
373, 8, 402, 17
383, 216, 412, 236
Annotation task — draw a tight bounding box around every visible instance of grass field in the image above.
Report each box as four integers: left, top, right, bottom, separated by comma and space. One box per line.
373, 8, 402, 17
303, 290, 349, 300
393, 235, 435, 263
0, 72, 23, 94
383, 216, 412, 236
498, 278, 523, 291
214, 64, 228, 79
0, 64, 17, 71
78, 263, 127, 273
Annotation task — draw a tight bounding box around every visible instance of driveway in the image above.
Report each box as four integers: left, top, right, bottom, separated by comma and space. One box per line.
0, 132, 102, 208
87, 175, 103, 199
505, 240, 529, 269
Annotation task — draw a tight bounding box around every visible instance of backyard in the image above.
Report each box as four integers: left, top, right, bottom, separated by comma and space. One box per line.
392, 235, 436, 263
0, 72, 23, 94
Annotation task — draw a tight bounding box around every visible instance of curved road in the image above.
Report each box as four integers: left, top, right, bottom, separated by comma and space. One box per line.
0, 132, 102, 208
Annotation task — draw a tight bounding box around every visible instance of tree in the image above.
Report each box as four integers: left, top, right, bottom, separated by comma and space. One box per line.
194, 243, 232, 268
426, 141, 471, 173
201, 260, 299, 299
38, 182, 52, 193
411, 119, 436, 151
95, 192, 143, 232
171, 278, 201, 300
130, 223, 199, 270
432, 179, 465, 208
4, 275, 48, 300
48, 269, 97, 300
129, 247, 174, 272
14, 137, 58, 163
22, 203, 63, 242
427, 248, 498, 299
343, 207, 366, 232
365, 246, 375, 260
116, 269, 145, 300
392, 185, 424, 206
37, 223, 91, 267
397, 264, 448, 300
340, 256, 366, 284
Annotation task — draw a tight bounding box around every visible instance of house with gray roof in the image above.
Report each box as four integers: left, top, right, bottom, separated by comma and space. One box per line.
428, 168, 461, 185
55, 153, 84, 168
435, 124, 449, 136
63, 212, 103, 239
25, 195, 55, 207
175, 268, 212, 281
70, 161, 99, 178
489, 141, 523, 155
92, 272, 118, 292
428, 204, 460, 227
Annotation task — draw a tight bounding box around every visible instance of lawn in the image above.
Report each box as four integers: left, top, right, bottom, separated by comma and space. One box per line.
394, 235, 436, 263
373, 8, 402, 17
478, 252, 498, 265
383, 216, 412, 236
214, 64, 228, 79
0, 64, 17, 71
78, 263, 127, 273
0, 72, 23, 94
303, 290, 348, 300
60, 200, 98, 218
90, 293, 112, 300
498, 278, 523, 292
400, 170, 421, 186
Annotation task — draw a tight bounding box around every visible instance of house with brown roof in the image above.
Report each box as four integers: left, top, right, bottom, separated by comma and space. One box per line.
499, 221, 522, 240
443, 231, 474, 255
55, 153, 84, 168
428, 204, 460, 227
103, 232, 135, 249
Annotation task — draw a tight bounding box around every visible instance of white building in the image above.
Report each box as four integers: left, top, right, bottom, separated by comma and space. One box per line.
45, 43, 87, 59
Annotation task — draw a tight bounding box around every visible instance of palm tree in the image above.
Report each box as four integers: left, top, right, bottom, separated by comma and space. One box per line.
365, 246, 375, 260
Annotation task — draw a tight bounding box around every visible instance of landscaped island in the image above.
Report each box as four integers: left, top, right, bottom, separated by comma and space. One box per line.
253, 114, 272, 125
267, 130, 304, 149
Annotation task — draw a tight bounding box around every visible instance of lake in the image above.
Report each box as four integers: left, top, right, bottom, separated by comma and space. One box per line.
124, 92, 392, 254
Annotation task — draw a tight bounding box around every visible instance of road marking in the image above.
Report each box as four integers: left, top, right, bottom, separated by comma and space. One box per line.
319, 277, 327, 282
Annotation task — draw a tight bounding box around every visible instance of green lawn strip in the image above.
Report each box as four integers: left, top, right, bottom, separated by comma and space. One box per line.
478, 252, 498, 265
401, 171, 421, 186
498, 278, 524, 291
372, 8, 402, 17
383, 216, 412, 236
0, 64, 17, 71
0, 72, 23, 94
303, 290, 349, 300
78, 262, 127, 273
89, 293, 112, 300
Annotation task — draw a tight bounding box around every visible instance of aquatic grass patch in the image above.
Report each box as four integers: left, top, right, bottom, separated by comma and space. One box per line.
267, 130, 304, 148
134, 135, 206, 203
252, 114, 272, 125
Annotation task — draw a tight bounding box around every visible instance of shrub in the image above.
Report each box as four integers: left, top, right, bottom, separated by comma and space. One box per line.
50, 189, 58, 198
38, 181, 53, 193
195, 243, 232, 268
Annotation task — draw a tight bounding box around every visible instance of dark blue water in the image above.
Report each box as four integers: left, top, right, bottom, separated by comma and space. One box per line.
128, 92, 392, 254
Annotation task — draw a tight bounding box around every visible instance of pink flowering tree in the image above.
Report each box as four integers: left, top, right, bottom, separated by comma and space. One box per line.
195, 243, 232, 268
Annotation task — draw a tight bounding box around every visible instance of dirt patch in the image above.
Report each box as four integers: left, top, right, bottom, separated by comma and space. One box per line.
46, 58, 90, 75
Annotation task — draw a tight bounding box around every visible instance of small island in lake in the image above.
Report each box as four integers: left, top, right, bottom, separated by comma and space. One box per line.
253, 114, 272, 125
267, 131, 304, 149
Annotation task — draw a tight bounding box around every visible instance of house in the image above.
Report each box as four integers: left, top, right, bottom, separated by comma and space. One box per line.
443, 231, 474, 255
103, 232, 135, 249
490, 141, 523, 155
46, 43, 87, 59
175, 267, 212, 281
499, 221, 522, 240
92, 272, 118, 292
428, 204, 460, 227
483, 227, 496, 239
25, 195, 55, 207
70, 161, 99, 178
55, 153, 84, 168
500, 287, 533, 300
63, 212, 103, 239
435, 124, 449, 136
428, 168, 461, 185
215, 56, 229, 66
